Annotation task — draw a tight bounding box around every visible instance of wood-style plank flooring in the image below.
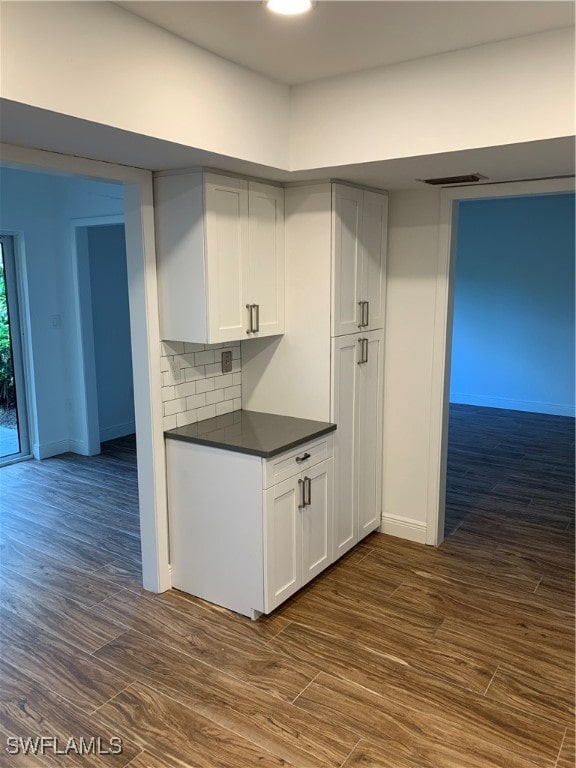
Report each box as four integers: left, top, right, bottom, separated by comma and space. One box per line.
0, 412, 574, 768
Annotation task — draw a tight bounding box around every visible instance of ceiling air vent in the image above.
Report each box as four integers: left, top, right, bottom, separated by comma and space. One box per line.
418, 173, 488, 186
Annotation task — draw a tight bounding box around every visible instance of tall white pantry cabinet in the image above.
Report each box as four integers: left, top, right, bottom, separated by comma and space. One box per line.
242, 182, 387, 555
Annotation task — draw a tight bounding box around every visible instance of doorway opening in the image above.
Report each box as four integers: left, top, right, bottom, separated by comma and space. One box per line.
443, 192, 575, 541
0, 234, 30, 464
0, 146, 169, 593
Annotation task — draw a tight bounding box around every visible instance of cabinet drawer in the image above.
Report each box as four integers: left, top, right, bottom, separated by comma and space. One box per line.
263, 435, 333, 489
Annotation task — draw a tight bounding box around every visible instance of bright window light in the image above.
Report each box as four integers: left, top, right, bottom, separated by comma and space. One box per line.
266, 0, 313, 16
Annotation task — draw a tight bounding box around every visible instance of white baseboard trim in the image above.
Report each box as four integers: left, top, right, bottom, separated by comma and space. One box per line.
450, 393, 575, 418
100, 421, 136, 442
68, 439, 92, 456
34, 439, 70, 460
378, 514, 427, 544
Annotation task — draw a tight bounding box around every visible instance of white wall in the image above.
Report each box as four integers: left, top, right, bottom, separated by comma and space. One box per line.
0, 166, 124, 458
0, 1, 290, 170
1, 3, 572, 174
382, 189, 441, 531
290, 28, 575, 170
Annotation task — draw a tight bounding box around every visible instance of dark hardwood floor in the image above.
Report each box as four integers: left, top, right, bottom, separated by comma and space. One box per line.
0, 415, 574, 768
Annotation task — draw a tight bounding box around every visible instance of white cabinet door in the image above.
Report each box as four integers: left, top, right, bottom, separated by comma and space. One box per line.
331, 335, 360, 558
205, 174, 250, 343
248, 182, 285, 338
264, 475, 302, 612
356, 329, 384, 538
332, 185, 363, 337
360, 191, 387, 333
301, 458, 334, 584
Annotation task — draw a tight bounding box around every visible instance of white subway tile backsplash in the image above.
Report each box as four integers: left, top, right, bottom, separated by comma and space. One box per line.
186, 393, 206, 410
176, 410, 198, 427
161, 386, 175, 402
164, 398, 187, 416
195, 350, 215, 365
204, 362, 221, 377
205, 389, 224, 406
195, 378, 215, 394
179, 353, 196, 368
161, 341, 242, 429
174, 381, 196, 399
163, 414, 177, 430
215, 400, 234, 416
185, 365, 205, 382
224, 385, 241, 401
162, 341, 185, 356
214, 374, 233, 390
197, 404, 216, 421
183, 342, 205, 353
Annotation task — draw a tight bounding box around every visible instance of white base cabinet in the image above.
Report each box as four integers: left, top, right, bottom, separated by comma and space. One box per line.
332, 330, 384, 558
264, 457, 333, 612
166, 434, 334, 618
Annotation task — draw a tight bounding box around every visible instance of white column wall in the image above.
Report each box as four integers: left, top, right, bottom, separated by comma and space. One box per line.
381, 188, 442, 534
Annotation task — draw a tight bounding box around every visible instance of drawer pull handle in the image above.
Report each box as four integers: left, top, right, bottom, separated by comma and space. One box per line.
295, 453, 311, 463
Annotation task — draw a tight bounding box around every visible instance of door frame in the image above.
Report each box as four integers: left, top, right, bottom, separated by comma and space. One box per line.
0, 142, 170, 592
72, 215, 125, 456
0, 232, 31, 464
426, 176, 575, 546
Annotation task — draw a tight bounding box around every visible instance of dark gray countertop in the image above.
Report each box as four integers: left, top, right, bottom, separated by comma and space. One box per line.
164, 409, 336, 458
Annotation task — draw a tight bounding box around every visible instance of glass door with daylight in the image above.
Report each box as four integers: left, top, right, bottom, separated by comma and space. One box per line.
0, 235, 30, 463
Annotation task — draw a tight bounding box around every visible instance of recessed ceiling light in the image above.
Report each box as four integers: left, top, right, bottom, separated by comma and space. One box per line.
266, 0, 313, 16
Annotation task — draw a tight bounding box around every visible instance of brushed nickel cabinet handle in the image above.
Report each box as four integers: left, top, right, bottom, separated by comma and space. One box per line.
358, 301, 364, 328
295, 453, 311, 463
304, 476, 312, 507
254, 303, 260, 333
298, 478, 306, 509
246, 304, 253, 334
363, 337, 369, 363
364, 301, 369, 328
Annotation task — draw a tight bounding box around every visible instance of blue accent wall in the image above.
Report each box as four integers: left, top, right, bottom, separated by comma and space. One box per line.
88, 224, 135, 440
450, 193, 575, 416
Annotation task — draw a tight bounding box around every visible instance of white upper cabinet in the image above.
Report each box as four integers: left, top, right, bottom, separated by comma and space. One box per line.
332, 184, 387, 337
205, 174, 250, 343
154, 171, 284, 344
247, 181, 285, 338
332, 185, 363, 337
360, 190, 387, 334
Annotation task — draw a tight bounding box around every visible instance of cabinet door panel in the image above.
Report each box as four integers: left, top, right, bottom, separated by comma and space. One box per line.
205, 175, 250, 343
248, 182, 284, 338
302, 459, 334, 584
332, 185, 363, 336
361, 191, 387, 332
264, 477, 302, 612
357, 330, 384, 538
331, 336, 359, 558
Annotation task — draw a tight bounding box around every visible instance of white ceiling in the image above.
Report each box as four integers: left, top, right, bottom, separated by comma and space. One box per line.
116, 1, 574, 85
